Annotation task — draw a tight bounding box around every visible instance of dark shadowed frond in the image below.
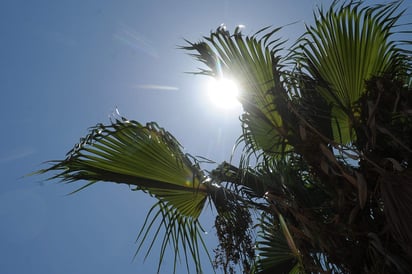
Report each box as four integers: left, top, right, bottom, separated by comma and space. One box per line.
255, 213, 304, 274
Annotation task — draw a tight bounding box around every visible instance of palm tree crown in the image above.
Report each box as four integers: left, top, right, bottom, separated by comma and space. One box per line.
35, 1, 411, 273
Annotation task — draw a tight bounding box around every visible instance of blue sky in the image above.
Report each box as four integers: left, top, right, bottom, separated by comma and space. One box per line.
1, 1, 411, 273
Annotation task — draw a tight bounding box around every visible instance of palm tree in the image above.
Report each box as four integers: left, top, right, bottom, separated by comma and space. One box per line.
35, 1, 411, 273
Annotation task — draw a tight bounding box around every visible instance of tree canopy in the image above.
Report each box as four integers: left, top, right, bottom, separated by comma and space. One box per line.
35, 1, 412, 273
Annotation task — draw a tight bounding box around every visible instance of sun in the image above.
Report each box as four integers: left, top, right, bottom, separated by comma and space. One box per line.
207, 78, 241, 109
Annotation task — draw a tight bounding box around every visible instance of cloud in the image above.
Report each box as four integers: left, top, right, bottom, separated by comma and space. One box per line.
135, 84, 179, 91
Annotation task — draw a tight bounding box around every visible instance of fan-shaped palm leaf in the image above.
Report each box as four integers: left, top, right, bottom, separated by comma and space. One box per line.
296, 0, 409, 144
183, 26, 291, 156
34, 116, 212, 273
256, 213, 303, 274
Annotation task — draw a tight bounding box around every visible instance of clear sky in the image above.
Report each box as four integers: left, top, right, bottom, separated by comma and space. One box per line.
1, 1, 411, 273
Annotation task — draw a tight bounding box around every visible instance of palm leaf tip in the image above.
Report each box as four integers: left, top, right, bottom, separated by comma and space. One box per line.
135, 199, 211, 274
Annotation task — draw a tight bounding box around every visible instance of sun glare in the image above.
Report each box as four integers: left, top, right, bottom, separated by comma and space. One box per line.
207, 78, 241, 109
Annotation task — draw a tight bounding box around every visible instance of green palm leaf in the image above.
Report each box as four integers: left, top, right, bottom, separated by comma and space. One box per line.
183, 26, 291, 155
35, 116, 211, 273
296, 1, 408, 144
135, 200, 210, 273
256, 213, 303, 274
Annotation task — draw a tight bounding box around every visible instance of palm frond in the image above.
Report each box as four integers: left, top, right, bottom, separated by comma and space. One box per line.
296, 0, 409, 144
209, 161, 268, 200
255, 213, 303, 274
182, 26, 291, 156
35, 116, 212, 273
36, 117, 208, 216
135, 200, 211, 273
380, 170, 412, 261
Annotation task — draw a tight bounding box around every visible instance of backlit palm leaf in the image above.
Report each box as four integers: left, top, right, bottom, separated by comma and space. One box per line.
183, 26, 291, 155
35, 116, 211, 273
135, 200, 210, 273
296, 1, 408, 143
